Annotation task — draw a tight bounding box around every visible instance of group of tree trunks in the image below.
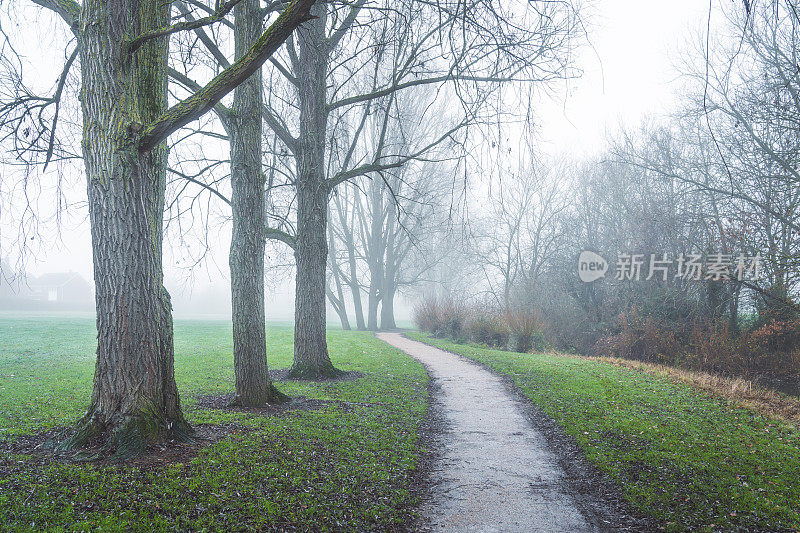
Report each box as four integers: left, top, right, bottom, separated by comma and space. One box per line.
20, 0, 578, 456
31, 0, 316, 456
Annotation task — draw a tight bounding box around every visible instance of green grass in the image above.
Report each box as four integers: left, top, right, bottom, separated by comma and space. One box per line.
0, 315, 428, 531
408, 332, 800, 532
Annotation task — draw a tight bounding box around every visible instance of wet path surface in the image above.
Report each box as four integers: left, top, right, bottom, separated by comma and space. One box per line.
377, 332, 596, 532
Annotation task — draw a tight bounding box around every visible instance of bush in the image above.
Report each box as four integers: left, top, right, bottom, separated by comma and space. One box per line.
413, 294, 442, 334
438, 298, 468, 341
415, 298, 552, 352
746, 319, 800, 354
412, 295, 468, 340
593, 311, 683, 365
505, 309, 549, 353
466, 310, 509, 349
415, 295, 798, 392
685, 320, 745, 375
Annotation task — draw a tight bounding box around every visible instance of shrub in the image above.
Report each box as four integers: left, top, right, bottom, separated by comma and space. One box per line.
438, 298, 468, 341
685, 320, 745, 375
741, 320, 800, 378
466, 310, 509, 348
415, 295, 798, 394
747, 319, 800, 354
412, 295, 468, 340
413, 294, 442, 334
593, 311, 682, 365
505, 309, 550, 353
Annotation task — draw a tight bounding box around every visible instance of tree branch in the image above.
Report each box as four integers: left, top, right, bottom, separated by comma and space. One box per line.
43, 45, 79, 171
137, 0, 316, 153
176, 1, 232, 68
167, 67, 233, 134
168, 167, 232, 205
265, 227, 297, 249
30, 0, 81, 33
127, 0, 246, 54
327, 120, 467, 188
262, 104, 298, 153
328, 72, 526, 112
326, 0, 366, 52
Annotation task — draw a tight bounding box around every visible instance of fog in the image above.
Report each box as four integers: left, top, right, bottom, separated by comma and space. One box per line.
0, 1, 721, 322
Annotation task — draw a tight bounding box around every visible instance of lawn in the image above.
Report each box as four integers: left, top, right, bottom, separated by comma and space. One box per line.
407, 332, 800, 532
0, 315, 428, 531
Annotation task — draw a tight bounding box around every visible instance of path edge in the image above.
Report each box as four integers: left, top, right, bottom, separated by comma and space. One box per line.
386, 331, 660, 533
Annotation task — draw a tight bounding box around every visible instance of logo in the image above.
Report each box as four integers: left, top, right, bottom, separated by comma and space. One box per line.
576, 251, 763, 283
578, 251, 608, 283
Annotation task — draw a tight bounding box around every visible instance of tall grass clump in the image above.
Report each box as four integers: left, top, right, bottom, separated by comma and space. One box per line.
413, 297, 550, 353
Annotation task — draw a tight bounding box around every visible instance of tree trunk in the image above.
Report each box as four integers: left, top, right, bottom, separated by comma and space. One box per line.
327, 218, 352, 330
333, 194, 366, 330
289, 2, 340, 379
62, 0, 189, 456
367, 284, 381, 330
347, 256, 367, 330
380, 274, 397, 330
366, 180, 385, 331
380, 214, 398, 330
229, 0, 285, 406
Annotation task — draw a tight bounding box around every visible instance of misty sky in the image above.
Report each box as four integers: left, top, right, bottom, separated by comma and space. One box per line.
1, 0, 714, 320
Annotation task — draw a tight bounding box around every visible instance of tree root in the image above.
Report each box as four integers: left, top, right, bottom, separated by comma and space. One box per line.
228, 382, 290, 408
286, 361, 344, 381
55, 404, 193, 460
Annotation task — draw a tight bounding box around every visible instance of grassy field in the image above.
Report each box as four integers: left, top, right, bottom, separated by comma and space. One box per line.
407, 332, 800, 532
0, 315, 428, 531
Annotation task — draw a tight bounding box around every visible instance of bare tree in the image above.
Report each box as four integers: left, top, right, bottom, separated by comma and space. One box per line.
471, 157, 571, 313
614, 1, 800, 322
327, 157, 454, 330
256, 0, 580, 377
0, 0, 314, 454
228, 0, 288, 406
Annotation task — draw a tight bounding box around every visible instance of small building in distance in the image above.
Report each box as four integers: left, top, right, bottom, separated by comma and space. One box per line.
0, 261, 93, 311
28, 272, 93, 307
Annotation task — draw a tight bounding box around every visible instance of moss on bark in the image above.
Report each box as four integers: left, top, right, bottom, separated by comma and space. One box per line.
56, 402, 193, 459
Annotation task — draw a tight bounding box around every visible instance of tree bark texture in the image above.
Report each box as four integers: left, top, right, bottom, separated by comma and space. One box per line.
229, 0, 284, 406
289, 2, 341, 379
66, 0, 189, 456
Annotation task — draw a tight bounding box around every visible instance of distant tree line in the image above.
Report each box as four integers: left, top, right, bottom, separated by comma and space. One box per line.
418, 1, 800, 389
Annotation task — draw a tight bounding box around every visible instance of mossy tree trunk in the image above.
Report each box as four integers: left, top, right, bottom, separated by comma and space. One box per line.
29, 0, 317, 455
288, 2, 341, 379
228, 0, 285, 406
65, 0, 189, 456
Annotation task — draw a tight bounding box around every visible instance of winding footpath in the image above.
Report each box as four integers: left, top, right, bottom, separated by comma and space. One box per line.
376, 332, 597, 532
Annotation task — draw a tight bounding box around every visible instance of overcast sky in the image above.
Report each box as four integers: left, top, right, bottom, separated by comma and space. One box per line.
1, 0, 715, 319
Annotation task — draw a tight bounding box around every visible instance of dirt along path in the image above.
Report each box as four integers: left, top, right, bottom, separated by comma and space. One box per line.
377, 332, 614, 532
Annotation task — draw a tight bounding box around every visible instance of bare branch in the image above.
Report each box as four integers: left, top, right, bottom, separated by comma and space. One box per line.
265, 226, 297, 249
137, 0, 316, 152
43, 46, 79, 170
30, 0, 80, 33
127, 0, 246, 54
168, 167, 232, 206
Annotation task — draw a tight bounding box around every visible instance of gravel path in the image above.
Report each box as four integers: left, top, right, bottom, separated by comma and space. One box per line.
377, 332, 598, 532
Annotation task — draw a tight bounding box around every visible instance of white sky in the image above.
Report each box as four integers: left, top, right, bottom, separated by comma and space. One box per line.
2, 0, 715, 319
534, 0, 711, 157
